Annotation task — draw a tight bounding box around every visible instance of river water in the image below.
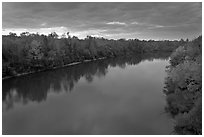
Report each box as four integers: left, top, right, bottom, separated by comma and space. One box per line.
2, 53, 174, 135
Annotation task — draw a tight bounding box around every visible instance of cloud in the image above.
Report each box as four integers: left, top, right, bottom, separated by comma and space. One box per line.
71, 29, 107, 39
104, 32, 140, 39
2, 2, 202, 40
41, 23, 47, 26
106, 21, 127, 25
131, 22, 139, 25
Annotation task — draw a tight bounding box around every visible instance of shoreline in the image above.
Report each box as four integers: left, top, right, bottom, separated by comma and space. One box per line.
2, 57, 107, 80
2, 51, 172, 80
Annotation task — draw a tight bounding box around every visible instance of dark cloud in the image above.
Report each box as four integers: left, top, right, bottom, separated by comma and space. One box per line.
2, 2, 202, 40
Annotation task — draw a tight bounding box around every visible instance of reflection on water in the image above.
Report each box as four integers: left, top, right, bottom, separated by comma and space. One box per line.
3, 52, 173, 135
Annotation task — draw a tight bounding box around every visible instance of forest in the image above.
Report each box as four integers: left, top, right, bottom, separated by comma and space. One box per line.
2, 32, 186, 78
2, 32, 202, 135
163, 36, 202, 135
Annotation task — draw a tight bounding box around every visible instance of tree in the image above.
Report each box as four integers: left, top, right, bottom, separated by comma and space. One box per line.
48, 32, 58, 39
164, 36, 202, 135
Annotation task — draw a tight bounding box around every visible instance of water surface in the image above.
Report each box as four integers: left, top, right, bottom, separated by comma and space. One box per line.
2, 53, 174, 135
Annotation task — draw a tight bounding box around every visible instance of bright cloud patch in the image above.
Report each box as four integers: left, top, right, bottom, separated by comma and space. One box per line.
71, 29, 107, 39
106, 22, 127, 25
131, 22, 139, 25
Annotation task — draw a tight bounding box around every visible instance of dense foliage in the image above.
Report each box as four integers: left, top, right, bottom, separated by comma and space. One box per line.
164, 36, 202, 135
3, 32, 184, 78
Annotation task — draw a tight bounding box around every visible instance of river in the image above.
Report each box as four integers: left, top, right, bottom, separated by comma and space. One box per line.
2, 53, 174, 135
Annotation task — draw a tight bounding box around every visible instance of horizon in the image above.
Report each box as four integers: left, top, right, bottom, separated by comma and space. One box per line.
2, 31, 201, 41
2, 2, 202, 41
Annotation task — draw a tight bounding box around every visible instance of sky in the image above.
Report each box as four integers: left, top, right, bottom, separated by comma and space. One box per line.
2, 2, 202, 40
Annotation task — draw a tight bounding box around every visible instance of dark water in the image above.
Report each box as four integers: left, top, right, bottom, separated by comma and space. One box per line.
2, 53, 174, 135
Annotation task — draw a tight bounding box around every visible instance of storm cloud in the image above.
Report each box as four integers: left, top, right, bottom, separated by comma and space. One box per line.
2, 2, 202, 40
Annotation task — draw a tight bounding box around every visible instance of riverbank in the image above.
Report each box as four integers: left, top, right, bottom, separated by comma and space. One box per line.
2, 57, 107, 80
2, 51, 174, 80
3, 32, 185, 81
163, 36, 202, 135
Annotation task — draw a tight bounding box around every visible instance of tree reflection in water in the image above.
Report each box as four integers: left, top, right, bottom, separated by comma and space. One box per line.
3, 52, 171, 112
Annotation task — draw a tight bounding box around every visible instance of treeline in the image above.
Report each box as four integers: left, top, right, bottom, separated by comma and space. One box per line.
3, 32, 185, 78
163, 36, 202, 134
